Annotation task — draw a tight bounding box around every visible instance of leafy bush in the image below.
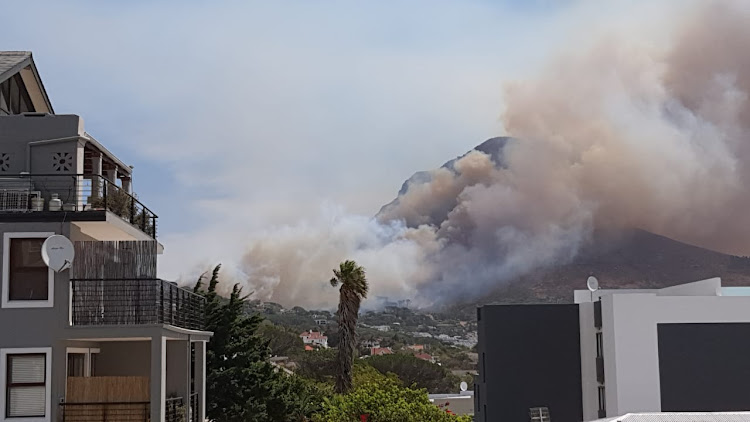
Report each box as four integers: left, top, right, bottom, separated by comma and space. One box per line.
366, 354, 461, 394
313, 366, 471, 422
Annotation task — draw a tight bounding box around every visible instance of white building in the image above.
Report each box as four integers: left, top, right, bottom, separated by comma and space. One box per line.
300, 331, 328, 348
476, 277, 750, 422
576, 277, 750, 420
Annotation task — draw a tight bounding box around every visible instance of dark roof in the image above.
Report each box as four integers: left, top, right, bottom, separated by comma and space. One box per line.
0, 51, 32, 83
0, 51, 53, 113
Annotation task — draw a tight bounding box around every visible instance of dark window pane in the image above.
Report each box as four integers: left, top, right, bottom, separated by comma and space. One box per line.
67, 353, 85, 377
90, 353, 97, 377
8, 238, 48, 301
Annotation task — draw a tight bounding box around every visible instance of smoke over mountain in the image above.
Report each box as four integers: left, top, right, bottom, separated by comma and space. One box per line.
237, 2, 750, 308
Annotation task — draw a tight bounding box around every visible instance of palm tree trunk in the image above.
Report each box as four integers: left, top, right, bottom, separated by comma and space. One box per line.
336, 287, 360, 394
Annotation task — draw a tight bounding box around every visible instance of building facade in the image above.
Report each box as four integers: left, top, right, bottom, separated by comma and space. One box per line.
0, 52, 212, 422
476, 277, 750, 422
300, 331, 328, 349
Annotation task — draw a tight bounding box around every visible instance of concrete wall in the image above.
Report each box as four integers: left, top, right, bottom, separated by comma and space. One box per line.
603, 293, 750, 415
96, 341, 151, 377
0, 114, 82, 174
165, 340, 190, 400
475, 304, 583, 422
579, 302, 599, 421
658, 323, 750, 412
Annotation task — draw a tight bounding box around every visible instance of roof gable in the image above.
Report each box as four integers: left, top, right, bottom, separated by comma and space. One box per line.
0, 51, 53, 113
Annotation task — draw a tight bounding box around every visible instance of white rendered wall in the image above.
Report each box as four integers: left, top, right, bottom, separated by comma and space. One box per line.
603, 293, 750, 415
578, 302, 598, 421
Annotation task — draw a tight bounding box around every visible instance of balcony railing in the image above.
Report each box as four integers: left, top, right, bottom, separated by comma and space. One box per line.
60, 402, 150, 422
189, 393, 199, 422
165, 397, 185, 422
70, 279, 206, 331
0, 173, 157, 238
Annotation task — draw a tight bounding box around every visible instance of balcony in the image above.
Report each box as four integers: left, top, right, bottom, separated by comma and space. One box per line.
70, 279, 205, 331
0, 173, 157, 238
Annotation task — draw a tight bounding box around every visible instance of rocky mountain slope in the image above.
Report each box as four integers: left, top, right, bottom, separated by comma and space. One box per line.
378, 138, 750, 313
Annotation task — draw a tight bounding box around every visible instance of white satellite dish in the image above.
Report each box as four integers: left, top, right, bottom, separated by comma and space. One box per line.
41, 235, 75, 272
586, 276, 599, 292
460, 381, 468, 392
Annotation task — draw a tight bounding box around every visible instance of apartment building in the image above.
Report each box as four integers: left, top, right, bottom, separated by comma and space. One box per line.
0, 51, 212, 422
475, 277, 750, 422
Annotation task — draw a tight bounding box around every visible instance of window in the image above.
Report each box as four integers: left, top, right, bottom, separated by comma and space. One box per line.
598, 385, 606, 413
67, 353, 85, 377
596, 332, 604, 358
0, 348, 50, 421
66, 348, 99, 378
2, 233, 54, 308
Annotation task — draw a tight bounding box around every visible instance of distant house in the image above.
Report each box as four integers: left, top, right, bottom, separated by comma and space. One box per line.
304, 345, 314, 352
371, 347, 393, 356
314, 319, 328, 326
414, 352, 436, 363
362, 339, 381, 348
300, 331, 328, 348
407, 344, 425, 351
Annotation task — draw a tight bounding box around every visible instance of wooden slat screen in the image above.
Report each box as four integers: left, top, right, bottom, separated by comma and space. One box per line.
71, 241, 156, 280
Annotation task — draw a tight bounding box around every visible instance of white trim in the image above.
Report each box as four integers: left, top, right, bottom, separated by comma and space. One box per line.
0, 347, 52, 422
2, 232, 55, 309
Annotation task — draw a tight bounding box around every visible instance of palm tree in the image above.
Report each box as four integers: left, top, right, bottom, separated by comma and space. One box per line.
330, 260, 368, 394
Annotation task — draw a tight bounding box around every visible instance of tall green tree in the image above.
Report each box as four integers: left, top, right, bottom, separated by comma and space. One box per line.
329, 260, 368, 394
194, 265, 319, 421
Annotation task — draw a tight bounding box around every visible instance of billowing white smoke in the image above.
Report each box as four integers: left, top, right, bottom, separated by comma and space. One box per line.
237, 2, 750, 308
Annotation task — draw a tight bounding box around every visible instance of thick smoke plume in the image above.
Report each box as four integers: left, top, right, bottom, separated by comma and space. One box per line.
238, 2, 750, 308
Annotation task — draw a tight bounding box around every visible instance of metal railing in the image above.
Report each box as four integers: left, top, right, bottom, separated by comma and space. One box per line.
189, 392, 199, 422
70, 279, 206, 331
165, 397, 185, 422
0, 173, 157, 238
60, 402, 149, 422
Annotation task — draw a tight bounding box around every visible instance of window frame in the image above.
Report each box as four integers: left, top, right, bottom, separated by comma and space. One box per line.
2, 233, 55, 309
65, 348, 100, 378
0, 347, 51, 422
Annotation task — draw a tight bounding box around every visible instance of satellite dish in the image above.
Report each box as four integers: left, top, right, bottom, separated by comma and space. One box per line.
41, 235, 75, 272
460, 381, 468, 392
587, 276, 599, 292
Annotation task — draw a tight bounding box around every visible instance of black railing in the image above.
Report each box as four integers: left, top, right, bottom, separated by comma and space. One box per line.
60, 402, 149, 422
189, 392, 199, 422
165, 397, 185, 422
0, 173, 157, 238
70, 279, 206, 331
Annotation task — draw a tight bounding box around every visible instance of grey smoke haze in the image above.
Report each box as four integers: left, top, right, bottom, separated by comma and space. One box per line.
235, 2, 750, 308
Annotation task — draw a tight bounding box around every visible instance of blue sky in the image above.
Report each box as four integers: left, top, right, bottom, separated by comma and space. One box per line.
2, 0, 651, 280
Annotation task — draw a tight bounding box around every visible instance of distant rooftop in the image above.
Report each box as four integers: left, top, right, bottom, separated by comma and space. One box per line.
573, 277, 741, 303
595, 412, 750, 422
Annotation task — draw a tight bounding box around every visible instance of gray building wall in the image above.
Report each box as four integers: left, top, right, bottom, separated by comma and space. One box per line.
0, 114, 82, 174
475, 304, 583, 422
97, 341, 151, 377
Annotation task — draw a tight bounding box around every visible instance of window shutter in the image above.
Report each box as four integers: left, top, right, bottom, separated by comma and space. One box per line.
9, 355, 44, 383
7, 354, 46, 417
8, 386, 45, 416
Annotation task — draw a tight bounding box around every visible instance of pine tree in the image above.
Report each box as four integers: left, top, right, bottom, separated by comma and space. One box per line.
195, 265, 319, 421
